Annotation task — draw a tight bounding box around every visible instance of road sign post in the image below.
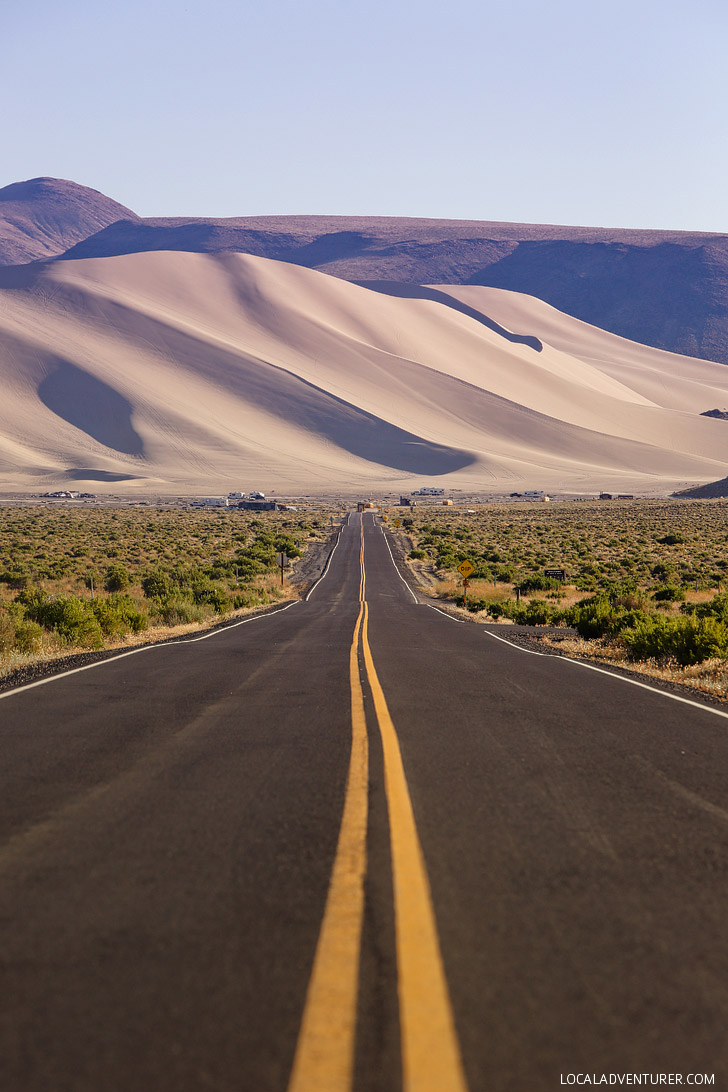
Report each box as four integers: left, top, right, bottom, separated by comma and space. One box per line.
275, 551, 288, 587
457, 560, 475, 607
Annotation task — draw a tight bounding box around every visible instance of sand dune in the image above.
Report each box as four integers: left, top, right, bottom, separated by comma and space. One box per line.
0, 250, 727, 495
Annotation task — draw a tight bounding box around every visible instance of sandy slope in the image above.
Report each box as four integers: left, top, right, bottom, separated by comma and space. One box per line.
0, 250, 727, 495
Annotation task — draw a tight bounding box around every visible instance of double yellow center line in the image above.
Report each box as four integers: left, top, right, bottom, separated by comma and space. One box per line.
288, 517, 469, 1092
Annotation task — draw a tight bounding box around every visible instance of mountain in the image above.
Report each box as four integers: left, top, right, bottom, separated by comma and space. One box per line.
0, 250, 726, 494
0, 177, 139, 266
675, 476, 728, 499
2, 176, 727, 366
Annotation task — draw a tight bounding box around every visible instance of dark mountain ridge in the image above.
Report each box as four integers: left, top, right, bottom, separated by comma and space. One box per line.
2, 176, 728, 364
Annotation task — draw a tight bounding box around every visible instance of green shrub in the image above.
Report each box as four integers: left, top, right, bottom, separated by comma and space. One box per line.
154, 599, 206, 626
22, 594, 104, 649
683, 593, 728, 623
13, 621, 44, 653
90, 594, 148, 637
141, 570, 173, 598
518, 574, 561, 593
567, 583, 650, 638
622, 615, 728, 666
0, 569, 30, 589
512, 598, 562, 626
652, 584, 686, 603
104, 564, 130, 592
233, 591, 261, 609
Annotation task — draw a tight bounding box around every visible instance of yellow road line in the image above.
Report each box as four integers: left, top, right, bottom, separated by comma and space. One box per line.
289, 514, 468, 1091
287, 523, 369, 1092
361, 599, 469, 1092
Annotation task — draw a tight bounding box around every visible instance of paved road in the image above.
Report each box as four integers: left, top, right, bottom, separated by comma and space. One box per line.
2, 512, 728, 1091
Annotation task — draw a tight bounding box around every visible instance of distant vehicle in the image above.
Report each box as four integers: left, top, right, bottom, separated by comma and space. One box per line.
249, 490, 266, 500
412, 487, 444, 496
524, 490, 544, 497
228, 491, 246, 499
190, 497, 229, 508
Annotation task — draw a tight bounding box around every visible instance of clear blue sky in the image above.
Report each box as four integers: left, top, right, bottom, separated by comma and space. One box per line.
5, 0, 727, 230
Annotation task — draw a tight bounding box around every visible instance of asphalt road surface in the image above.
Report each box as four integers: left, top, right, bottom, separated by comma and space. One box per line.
2, 512, 728, 1092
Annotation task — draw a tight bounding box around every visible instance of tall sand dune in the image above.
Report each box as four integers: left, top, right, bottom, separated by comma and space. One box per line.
0, 250, 727, 494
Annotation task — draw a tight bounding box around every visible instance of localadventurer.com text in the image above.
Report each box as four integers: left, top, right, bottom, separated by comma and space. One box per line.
560, 1077, 715, 1086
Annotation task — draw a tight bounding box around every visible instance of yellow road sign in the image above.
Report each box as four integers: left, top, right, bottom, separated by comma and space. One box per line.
457, 560, 475, 578
393, 519, 401, 527
382, 514, 388, 522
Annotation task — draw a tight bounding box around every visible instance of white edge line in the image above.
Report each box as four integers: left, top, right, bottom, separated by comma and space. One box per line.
3, 513, 350, 700
0, 600, 300, 703
379, 524, 419, 603
304, 523, 344, 600
427, 604, 469, 624
428, 602, 728, 722
485, 628, 728, 721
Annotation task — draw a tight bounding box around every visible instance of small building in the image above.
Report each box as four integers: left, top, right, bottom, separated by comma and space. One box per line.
399, 496, 416, 507
617, 494, 634, 500
190, 497, 229, 508
238, 499, 277, 511
442, 499, 454, 506
599, 492, 613, 500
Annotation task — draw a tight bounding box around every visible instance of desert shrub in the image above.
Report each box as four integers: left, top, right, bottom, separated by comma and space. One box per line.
90, 594, 148, 637
652, 584, 686, 603
104, 564, 130, 592
141, 570, 173, 599
192, 586, 230, 613
683, 593, 728, 623
518, 574, 561, 593
13, 621, 44, 653
0, 568, 31, 589
410, 549, 426, 560
486, 602, 507, 620
153, 599, 206, 626
233, 590, 262, 609
511, 598, 563, 626
453, 595, 489, 613
622, 615, 728, 666
22, 593, 103, 649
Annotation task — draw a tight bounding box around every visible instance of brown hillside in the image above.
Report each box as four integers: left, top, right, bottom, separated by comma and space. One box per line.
0, 177, 139, 265
675, 476, 728, 498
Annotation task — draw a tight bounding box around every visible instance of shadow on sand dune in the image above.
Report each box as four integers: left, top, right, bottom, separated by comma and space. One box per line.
358, 281, 543, 352
38, 360, 145, 457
